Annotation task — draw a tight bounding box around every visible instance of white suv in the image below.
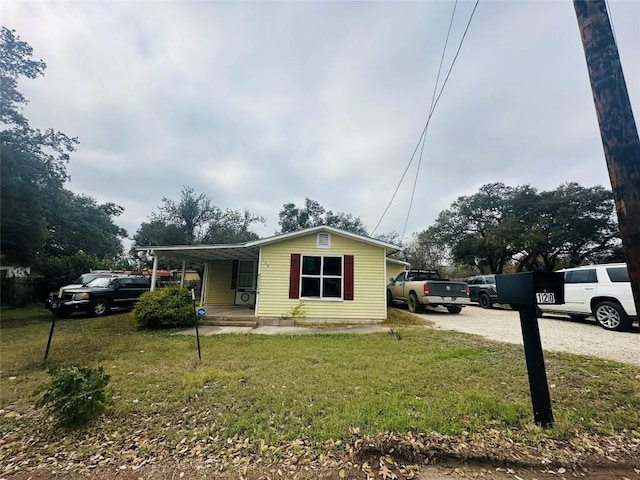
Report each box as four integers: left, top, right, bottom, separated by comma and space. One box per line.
538, 263, 637, 331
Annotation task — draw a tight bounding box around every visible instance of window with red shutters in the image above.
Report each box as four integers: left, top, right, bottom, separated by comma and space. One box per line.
289, 253, 354, 301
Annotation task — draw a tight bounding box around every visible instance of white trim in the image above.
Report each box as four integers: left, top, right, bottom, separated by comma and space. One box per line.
255, 247, 262, 316
386, 257, 410, 266
384, 248, 388, 318
299, 297, 344, 302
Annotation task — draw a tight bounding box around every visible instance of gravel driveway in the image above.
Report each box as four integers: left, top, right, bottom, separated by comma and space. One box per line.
419, 305, 640, 366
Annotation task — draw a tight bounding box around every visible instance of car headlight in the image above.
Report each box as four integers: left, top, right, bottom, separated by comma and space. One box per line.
72, 292, 90, 301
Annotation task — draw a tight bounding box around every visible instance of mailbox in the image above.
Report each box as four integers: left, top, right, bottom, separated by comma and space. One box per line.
495, 271, 564, 428
496, 271, 564, 306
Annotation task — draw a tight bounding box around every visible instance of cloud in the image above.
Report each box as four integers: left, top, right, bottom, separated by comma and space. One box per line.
3, 0, 638, 246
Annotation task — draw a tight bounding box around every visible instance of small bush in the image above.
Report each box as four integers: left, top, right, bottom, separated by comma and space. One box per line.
281, 302, 306, 321
34, 365, 111, 428
133, 286, 195, 329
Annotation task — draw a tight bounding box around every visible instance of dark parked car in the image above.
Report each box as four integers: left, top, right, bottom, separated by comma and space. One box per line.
465, 274, 498, 309
44, 272, 118, 311
49, 276, 152, 317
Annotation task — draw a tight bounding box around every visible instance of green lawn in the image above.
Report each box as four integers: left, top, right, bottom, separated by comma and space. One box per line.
1, 308, 639, 463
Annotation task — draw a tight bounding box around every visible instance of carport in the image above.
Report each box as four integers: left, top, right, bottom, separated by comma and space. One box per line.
138, 243, 260, 311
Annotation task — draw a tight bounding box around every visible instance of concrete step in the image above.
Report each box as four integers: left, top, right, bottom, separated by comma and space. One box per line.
199, 318, 258, 327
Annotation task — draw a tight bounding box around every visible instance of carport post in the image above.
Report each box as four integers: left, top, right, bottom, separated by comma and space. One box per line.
519, 305, 554, 427
150, 253, 158, 291
180, 259, 186, 288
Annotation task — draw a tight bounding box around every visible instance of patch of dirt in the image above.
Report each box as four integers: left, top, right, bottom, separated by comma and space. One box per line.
3, 459, 639, 480
2, 427, 639, 480
0, 315, 52, 329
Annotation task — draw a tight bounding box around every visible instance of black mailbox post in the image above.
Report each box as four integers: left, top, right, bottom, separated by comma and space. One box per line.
496, 271, 564, 428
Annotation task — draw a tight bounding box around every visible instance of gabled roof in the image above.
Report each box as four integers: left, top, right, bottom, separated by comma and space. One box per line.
137, 226, 402, 262
248, 226, 401, 251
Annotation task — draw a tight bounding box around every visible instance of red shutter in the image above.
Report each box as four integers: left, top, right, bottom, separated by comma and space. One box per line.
289, 254, 301, 299
231, 260, 238, 289
344, 255, 354, 301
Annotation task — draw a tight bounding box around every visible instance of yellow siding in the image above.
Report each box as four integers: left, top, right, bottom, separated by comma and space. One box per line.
183, 271, 200, 282
205, 260, 235, 304
257, 232, 387, 321
386, 261, 406, 282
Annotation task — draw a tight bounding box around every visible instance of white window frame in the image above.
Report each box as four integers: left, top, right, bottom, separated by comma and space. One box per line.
299, 254, 343, 301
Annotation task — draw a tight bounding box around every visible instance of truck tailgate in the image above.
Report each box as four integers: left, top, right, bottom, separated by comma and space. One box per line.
427, 281, 468, 297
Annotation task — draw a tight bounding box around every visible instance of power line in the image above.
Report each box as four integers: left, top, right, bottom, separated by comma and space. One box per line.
372, 0, 480, 238
401, 1, 459, 242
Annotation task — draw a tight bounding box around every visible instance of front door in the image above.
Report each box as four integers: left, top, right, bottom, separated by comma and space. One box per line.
234, 260, 257, 306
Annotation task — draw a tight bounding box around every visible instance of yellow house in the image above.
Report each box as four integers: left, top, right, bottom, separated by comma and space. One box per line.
142, 226, 407, 324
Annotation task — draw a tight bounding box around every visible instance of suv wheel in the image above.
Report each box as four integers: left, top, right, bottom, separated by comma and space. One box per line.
408, 293, 424, 314
479, 294, 492, 309
91, 299, 109, 317
594, 301, 630, 331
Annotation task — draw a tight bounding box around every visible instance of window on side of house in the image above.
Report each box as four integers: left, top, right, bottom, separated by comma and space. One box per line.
300, 255, 342, 299
236, 261, 256, 289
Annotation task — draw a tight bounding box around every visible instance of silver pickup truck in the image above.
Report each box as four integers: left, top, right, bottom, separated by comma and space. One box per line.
387, 269, 470, 314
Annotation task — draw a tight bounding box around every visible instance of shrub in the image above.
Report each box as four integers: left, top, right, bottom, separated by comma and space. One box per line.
133, 286, 195, 329
34, 365, 111, 428
281, 302, 306, 321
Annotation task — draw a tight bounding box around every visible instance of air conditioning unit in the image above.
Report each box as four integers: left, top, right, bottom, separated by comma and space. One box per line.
235, 291, 255, 306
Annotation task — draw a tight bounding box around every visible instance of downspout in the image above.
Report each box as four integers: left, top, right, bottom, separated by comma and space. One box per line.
150, 252, 159, 291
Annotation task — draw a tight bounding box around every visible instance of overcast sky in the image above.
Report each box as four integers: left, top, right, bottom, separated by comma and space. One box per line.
3, 0, 639, 246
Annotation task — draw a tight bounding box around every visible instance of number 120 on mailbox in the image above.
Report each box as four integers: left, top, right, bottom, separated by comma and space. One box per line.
536, 292, 556, 304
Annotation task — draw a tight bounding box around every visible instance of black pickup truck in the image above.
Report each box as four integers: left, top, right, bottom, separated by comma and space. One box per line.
48, 276, 152, 317
465, 274, 498, 308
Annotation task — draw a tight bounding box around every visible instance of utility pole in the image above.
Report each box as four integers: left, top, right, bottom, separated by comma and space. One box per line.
573, 0, 640, 317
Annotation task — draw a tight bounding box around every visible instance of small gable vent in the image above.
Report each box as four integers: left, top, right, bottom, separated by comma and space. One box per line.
317, 232, 331, 249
